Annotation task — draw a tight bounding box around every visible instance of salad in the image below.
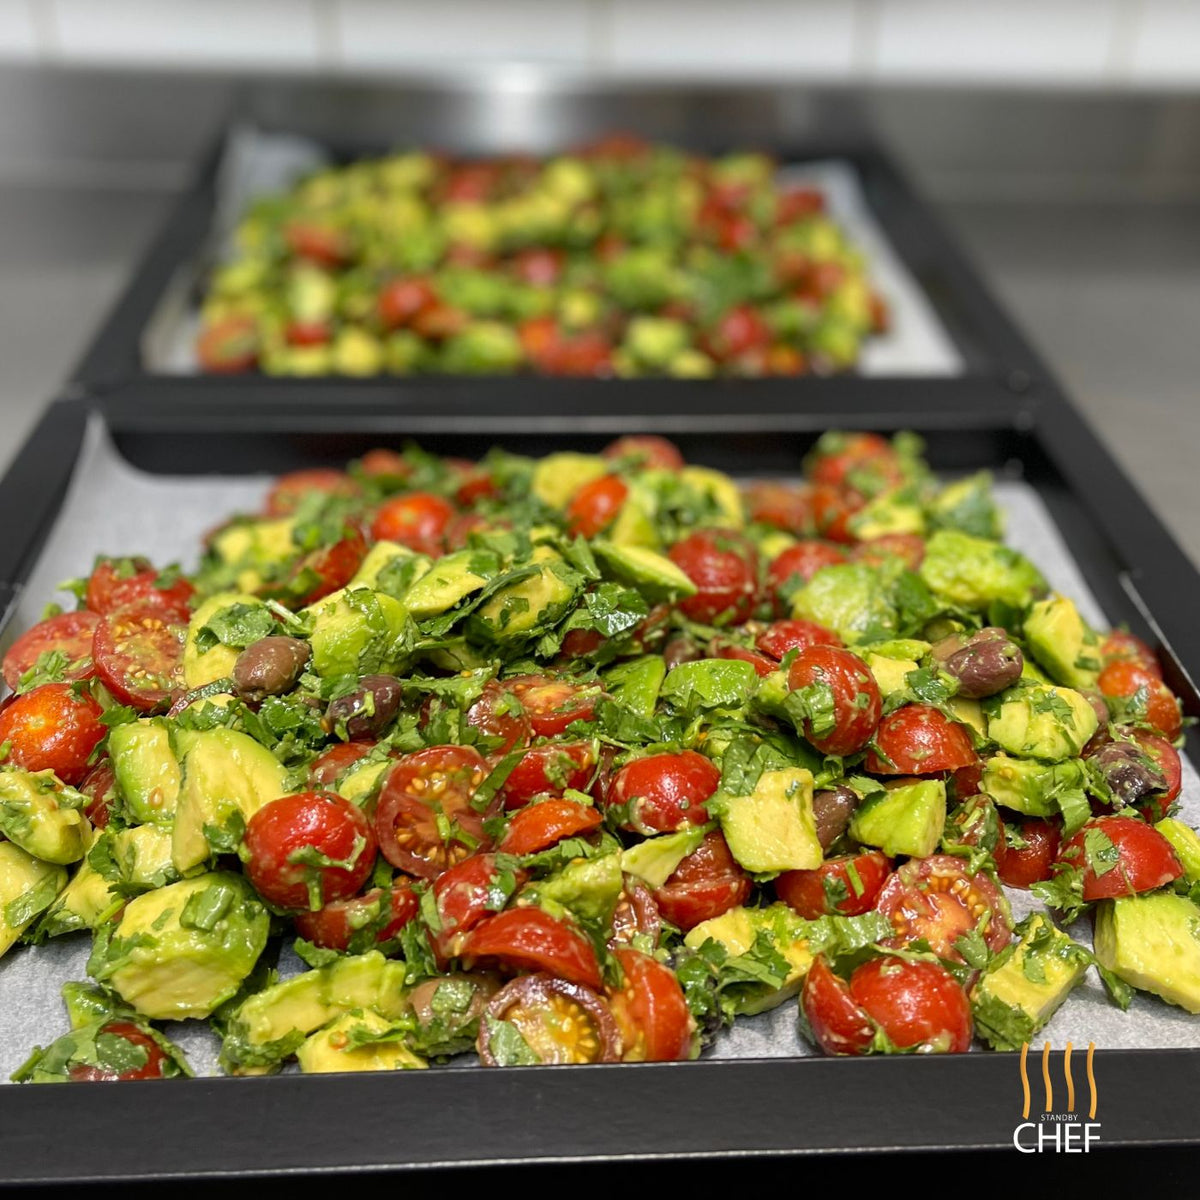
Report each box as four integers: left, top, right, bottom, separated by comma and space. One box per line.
0, 430, 1195, 1082
194, 135, 886, 379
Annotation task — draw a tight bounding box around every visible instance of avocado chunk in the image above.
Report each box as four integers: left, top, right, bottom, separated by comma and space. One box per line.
34, 831, 118, 939
850, 778, 947, 859
209, 517, 297, 592
605, 486, 660, 550
297, 1010, 427, 1073
986, 684, 1098, 761
717, 767, 821, 874
928, 471, 1002, 540
1024, 594, 1101, 690
971, 913, 1090, 1051
467, 549, 580, 644
171, 727, 290, 873
90, 872, 269, 1020
109, 719, 181, 827
790, 563, 896, 643
865, 652, 919, 701
304, 587, 411, 678
1156, 819, 1200, 883
400, 549, 490, 618
534, 852, 623, 926
678, 466, 744, 528
0, 768, 89, 865
981, 754, 1087, 818
12, 1016, 192, 1083
184, 592, 269, 689
349, 540, 431, 598
919, 530, 1046, 610
531, 453, 608, 509
0, 842, 68, 957
849, 490, 925, 540
111, 823, 180, 889
1094, 892, 1200, 1014
620, 825, 708, 889
592, 540, 697, 601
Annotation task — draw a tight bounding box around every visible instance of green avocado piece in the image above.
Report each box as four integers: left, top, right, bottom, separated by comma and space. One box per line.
986, 685, 1098, 761
849, 491, 925, 540
620, 825, 708, 889
592, 540, 697, 600
981, 754, 1087, 818
0, 768, 89, 865
971, 913, 1090, 1051
790, 563, 897, 643
0, 842, 68, 955
111, 824, 179, 889
678, 466, 744, 528
606, 485, 660, 550
184, 592, 268, 689
1156, 819, 1200, 884
850, 778, 947, 859
349, 541, 430, 598
624, 315, 689, 369
90, 872, 269, 1021
208, 518, 297, 593
535, 852, 623, 927
34, 832, 118, 939
304, 587, 410, 678
531, 453, 608, 510
297, 1010, 427, 1074
928, 472, 1002, 540
109, 719, 181, 827
865, 652, 919, 701
717, 767, 822, 874
919, 530, 1046, 610
1024, 594, 1101, 690
1094, 892, 1200, 1014
467, 550, 580, 644
400, 549, 490, 618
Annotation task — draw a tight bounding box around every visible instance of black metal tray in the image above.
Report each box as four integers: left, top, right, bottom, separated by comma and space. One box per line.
0, 385, 1198, 1182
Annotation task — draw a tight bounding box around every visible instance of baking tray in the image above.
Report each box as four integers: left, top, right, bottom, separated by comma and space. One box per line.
0, 386, 1198, 1181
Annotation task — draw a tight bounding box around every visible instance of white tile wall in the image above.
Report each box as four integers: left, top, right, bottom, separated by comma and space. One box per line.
1129, 0, 1200, 85
0, 1, 39, 59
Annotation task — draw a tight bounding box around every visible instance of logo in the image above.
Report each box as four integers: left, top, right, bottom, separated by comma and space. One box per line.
1012, 1041, 1101, 1154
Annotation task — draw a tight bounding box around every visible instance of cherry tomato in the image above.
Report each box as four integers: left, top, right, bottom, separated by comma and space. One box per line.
378, 277, 438, 330
370, 492, 455, 556
0, 683, 105, 785
876, 854, 1012, 960
195, 316, 258, 374
608, 948, 693, 1062
1058, 815, 1183, 901
2, 611, 99, 693
430, 853, 528, 961
276, 529, 368, 608
609, 878, 662, 949
374, 745, 495, 879
512, 248, 565, 288
755, 618, 842, 661
285, 319, 332, 348
602, 436, 684, 471
653, 830, 752, 932
744, 482, 814, 534
454, 467, 500, 507
357, 449, 411, 483
810, 485, 864, 544
776, 186, 825, 224
85, 559, 194, 620
92, 604, 187, 713
994, 818, 1061, 889
500, 798, 603, 857
479, 973, 621, 1065
1098, 660, 1182, 739
566, 475, 628, 538
710, 641, 775, 677
1101, 629, 1160, 677
807, 433, 897, 489
507, 675, 602, 738
851, 533, 926, 572
79, 760, 118, 829
864, 705, 978, 775
466, 681, 531, 755
294, 883, 418, 950
500, 741, 597, 811
265, 469, 359, 518
461, 906, 604, 991
768, 542, 846, 609
786, 646, 882, 757
801, 955, 875, 1056
775, 850, 891, 919
68, 1022, 173, 1082
244, 791, 377, 910
605, 750, 720, 835
284, 222, 351, 267
1129, 730, 1183, 812
951, 761, 985, 802
668, 529, 759, 626
849, 956, 972, 1053
308, 741, 377, 788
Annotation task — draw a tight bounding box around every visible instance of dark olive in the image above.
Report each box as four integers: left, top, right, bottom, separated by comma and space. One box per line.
663, 636, 703, 670
325, 674, 403, 740
1089, 741, 1166, 806
943, 627, 1024, 699
232, 636, 311, 702
813, 784, 860, 849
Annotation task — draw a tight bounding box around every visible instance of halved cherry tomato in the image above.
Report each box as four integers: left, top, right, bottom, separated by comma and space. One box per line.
744, 482, 813, 534
430, 853, 528, 961
566, 475, 628, 538
810, 485, 863, 544
79, 760, 118, 829
1101, 629, 1160, 677
374, 745, 495, 879
265, 469, 359, 518
276, 529, 368, 608
2, 611, 99, 693
284, 222, 351, 267
68, 1022, 173, 1082
1098, 660, 1182, 739
602, 436, 684, 471
776, 186, 825, 224
605, 750, 720, 835
849, 956, 972, 1053
461, 906, 604, 990
786, 646, 881, 757
609, 947, 692, 1062
710, 641, 776, 677
195, 316, 258, 374
801, 955, 874, 1056
500, 799, 602, 857
479, 974, 621, 1065
609, 877, 662, 949
294, 883, 418, 950
668, 529, 759, 626
511, 248, 566, 288
466, 680, 531, 755
653, 830, 752, 931
370, 492, 455, 556
92, 604, 186, 713
755, 618, 842, 661
851, 533, 926, 572
500, 741, 597, 811
1129, 730, 1183, 814
507, 675, 602, 738
85, 558, 194, 620
0, 683, 105, 786
775, 850, 891, 918
864, 705, 977, 775
806, 433, 898, 489
308, 741, 377, 788
454, 467, 500, 507
378, 277, 438, 330
357, 449, 411, 482
768, 542, 846, 610
285, 319, 332, 348
1058, 815, 1183, 901
995, 818, 1061, 889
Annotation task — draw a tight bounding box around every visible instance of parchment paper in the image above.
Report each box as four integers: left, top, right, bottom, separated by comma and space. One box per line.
0, 417, 1194, 1079
140, 126, 964, 378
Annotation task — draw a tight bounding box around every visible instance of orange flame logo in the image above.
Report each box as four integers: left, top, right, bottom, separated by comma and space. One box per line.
1020, 1041, 1097, 1118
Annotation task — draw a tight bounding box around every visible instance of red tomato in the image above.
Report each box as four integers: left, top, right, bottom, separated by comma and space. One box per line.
512, 247, 565, 287
284, 222, 350, 267
465, 681, 531, 755
609, 878, 662, 949
244, 791, 377, 910
703, 306, 771, 362
412, 303, 468, 341
374, 746, 495, 879
807, 434, 896, 489
195, 316, 258, 374
68, 1021, 173, 1082
279, 529, 368, 608
566, 475, 628, 538
265, 469, 359, 518
2, 611, 99, 693
442, 512, 493, 551
668, 529, 759, 626
358, 449, 411, 482
786, 646, 881, 757
776, 186, 825, 224
767, 542, 846, 608
1098, 660, 1182, 739
308, 741, 376, 788
864, 705, 978, 775
609, 948, 693, 1062
775, 850, 891, 918
995, 818, 1061, 889
851, 534, 926, 572
1101, 629, 1160, 677
479, 973, 621, 1065
710, 641, 776, 677
507, 675, 602, 738
744, 482, 814, 534
810, 485, 863, 544
370, 492, 456, 556
79, 760, 118, 829
454, 467, 500, 507
602, 436, 684, 471
430, 853, 528, 961
951, 761, 985, 801
92, 604, 187, 713
500, 740, 597, 811
378, 277, 438, 330
85, 559, 194, 620
294, 883, 418, 950
285, 319, 332, 348
500, 798, 603, 857
801, 955, 875, 1056
1058, 815, 1183, 901
461, 906, 604, 991
849, 957, 972, 1054
876, 854, 1012, 960
653, 830, 752, 931
0, 683, 105, 785
605, 750, 720, 835
1130, 731, 1183, 812
755, 618, 842, 661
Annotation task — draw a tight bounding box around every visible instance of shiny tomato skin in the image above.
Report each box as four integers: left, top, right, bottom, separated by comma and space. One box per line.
2, 611, 100, 693
244, 791, 377, 910
378, 277, 438, 329
807, 433, 897, 489
849, 957, 972, 1054
308, 741, 377, 788
500, 741, 596, 811
1059, 815, 1184, 901
768, 542, 846, 609
606, 750, 721, 835
1098, 660, 1182, 739
370, 492, 456, 556
79, 760, 118, 829
265, 469, 358, 518
603, 436, 684, 471
609, 948, 692, 1062
431, 853, 528, 961
755, 618, 843, 660
284, 222, 350, 266
1130, 731, 1183, 814
668, 529, 759, 626
802, 955, 875, 1056
466, 681, 531, 755
609, 878, 662, 948
461, 906, 604, 991
995, 819, 1061, 889
282, 529, 369, 608
775, 850, 892, 919
653, 830, 752, 931
744, 482, 814, 534
786, 646, 882, 757
1101, 629, 1160, 677
810, 485, 863, 544
92, 604, 187, 714
196, 316, 258, 374
500, 799, 603, 857
864, 705, 978, 775
711, 641, 776, 677
68, 1021, 173, 1082
566, 475, 628, 538
851, 534, 926, 572
85, 559, 194, 620
506, 675, 601, 738
294, 883, 418, 950
0, 683, 105, 786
